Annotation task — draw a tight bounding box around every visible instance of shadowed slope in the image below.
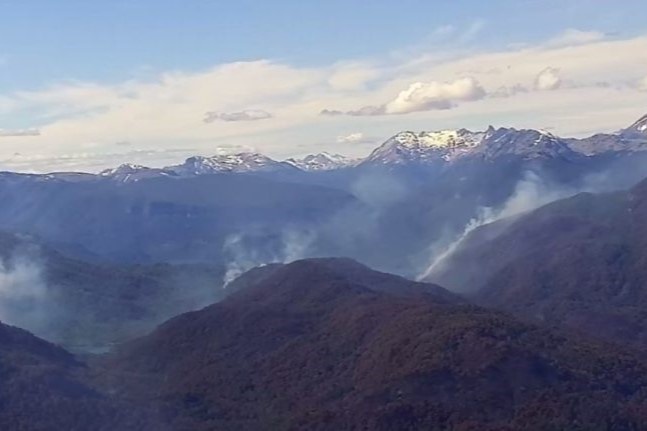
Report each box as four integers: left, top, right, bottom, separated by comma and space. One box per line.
0, 321, 162, 430
105, 258, 647, 430
428, 177, 647, 351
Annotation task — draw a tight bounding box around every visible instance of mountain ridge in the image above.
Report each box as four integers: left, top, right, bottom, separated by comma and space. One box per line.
102, 257, 647, 430
424, 176, 647, 351
8, 112, 646, 183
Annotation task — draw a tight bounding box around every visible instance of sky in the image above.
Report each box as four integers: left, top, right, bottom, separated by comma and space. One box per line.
1, 0, 647, 172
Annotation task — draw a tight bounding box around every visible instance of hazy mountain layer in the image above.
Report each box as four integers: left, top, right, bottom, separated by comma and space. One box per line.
426, 176, 647, 351
0, 231, 224, 352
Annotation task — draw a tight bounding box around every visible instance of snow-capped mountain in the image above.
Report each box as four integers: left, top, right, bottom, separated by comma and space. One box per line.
168, 152, 295, 176
624, 114, 647, 136
61, 111, 647, 183
285, 152, 355, 171
97, 153, 295, 183
362, 126, 579, 166
472, 127, 579, 161
363, 129, 486, 165
99, 163, 176, 183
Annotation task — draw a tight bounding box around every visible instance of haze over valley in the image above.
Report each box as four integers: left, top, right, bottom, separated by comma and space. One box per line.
2, 1, 647, 430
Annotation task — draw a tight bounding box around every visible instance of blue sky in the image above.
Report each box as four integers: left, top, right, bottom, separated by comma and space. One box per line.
2, 0, 645, 87
1, 0, 647, 172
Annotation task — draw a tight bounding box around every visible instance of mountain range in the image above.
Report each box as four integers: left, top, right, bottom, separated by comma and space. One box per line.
4, 258, 647, 430
103, 113, 644, 180
425, 175, 647, 352
0, 114, 646, 294
0, 115, 644, 278
2, 113, 647, 429
3, 113, 643, 184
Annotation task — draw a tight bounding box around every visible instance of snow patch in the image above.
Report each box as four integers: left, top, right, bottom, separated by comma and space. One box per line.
285, 152, 354, 171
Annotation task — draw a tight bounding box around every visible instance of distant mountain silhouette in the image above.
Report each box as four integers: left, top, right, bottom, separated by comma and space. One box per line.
0, 173, 355, 264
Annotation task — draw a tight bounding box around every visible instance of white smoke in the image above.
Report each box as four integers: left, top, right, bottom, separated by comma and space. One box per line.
0, 253, 49, 334
417, 206, 495, 280
350, 171, 409, 208
417, 172, 573, 280
222, 228, 315, 286
221, 172, 409, 287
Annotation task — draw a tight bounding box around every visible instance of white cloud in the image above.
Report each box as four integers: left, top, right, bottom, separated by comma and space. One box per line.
347, 105, 385, 116
325, 77, 487, 116
384, 77, 487, 114
534, 67, 562, 91
0, 148, 198, 173
638, 76, 647, 91
0, 128, 41, 137
204, 109, 272, 122
0, 30, 646, 171
320, 109, 344, 116
545, 29, 606, 48
491, 84, 529, 98
336, 132, 369, 144
320, 106, 385, 117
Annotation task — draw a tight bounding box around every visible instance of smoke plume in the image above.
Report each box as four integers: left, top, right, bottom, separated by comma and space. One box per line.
417, 172, 573, 280
222, 228, 315, 286
0, 252, 50, 336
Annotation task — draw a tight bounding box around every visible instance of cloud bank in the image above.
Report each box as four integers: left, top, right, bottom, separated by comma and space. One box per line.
204, 109, 273, 123
0, 29, 646, 171
639, 76, 647, 92
336, 132, 372, 144
545, 29, 606, 48
0, 128, 41, 137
